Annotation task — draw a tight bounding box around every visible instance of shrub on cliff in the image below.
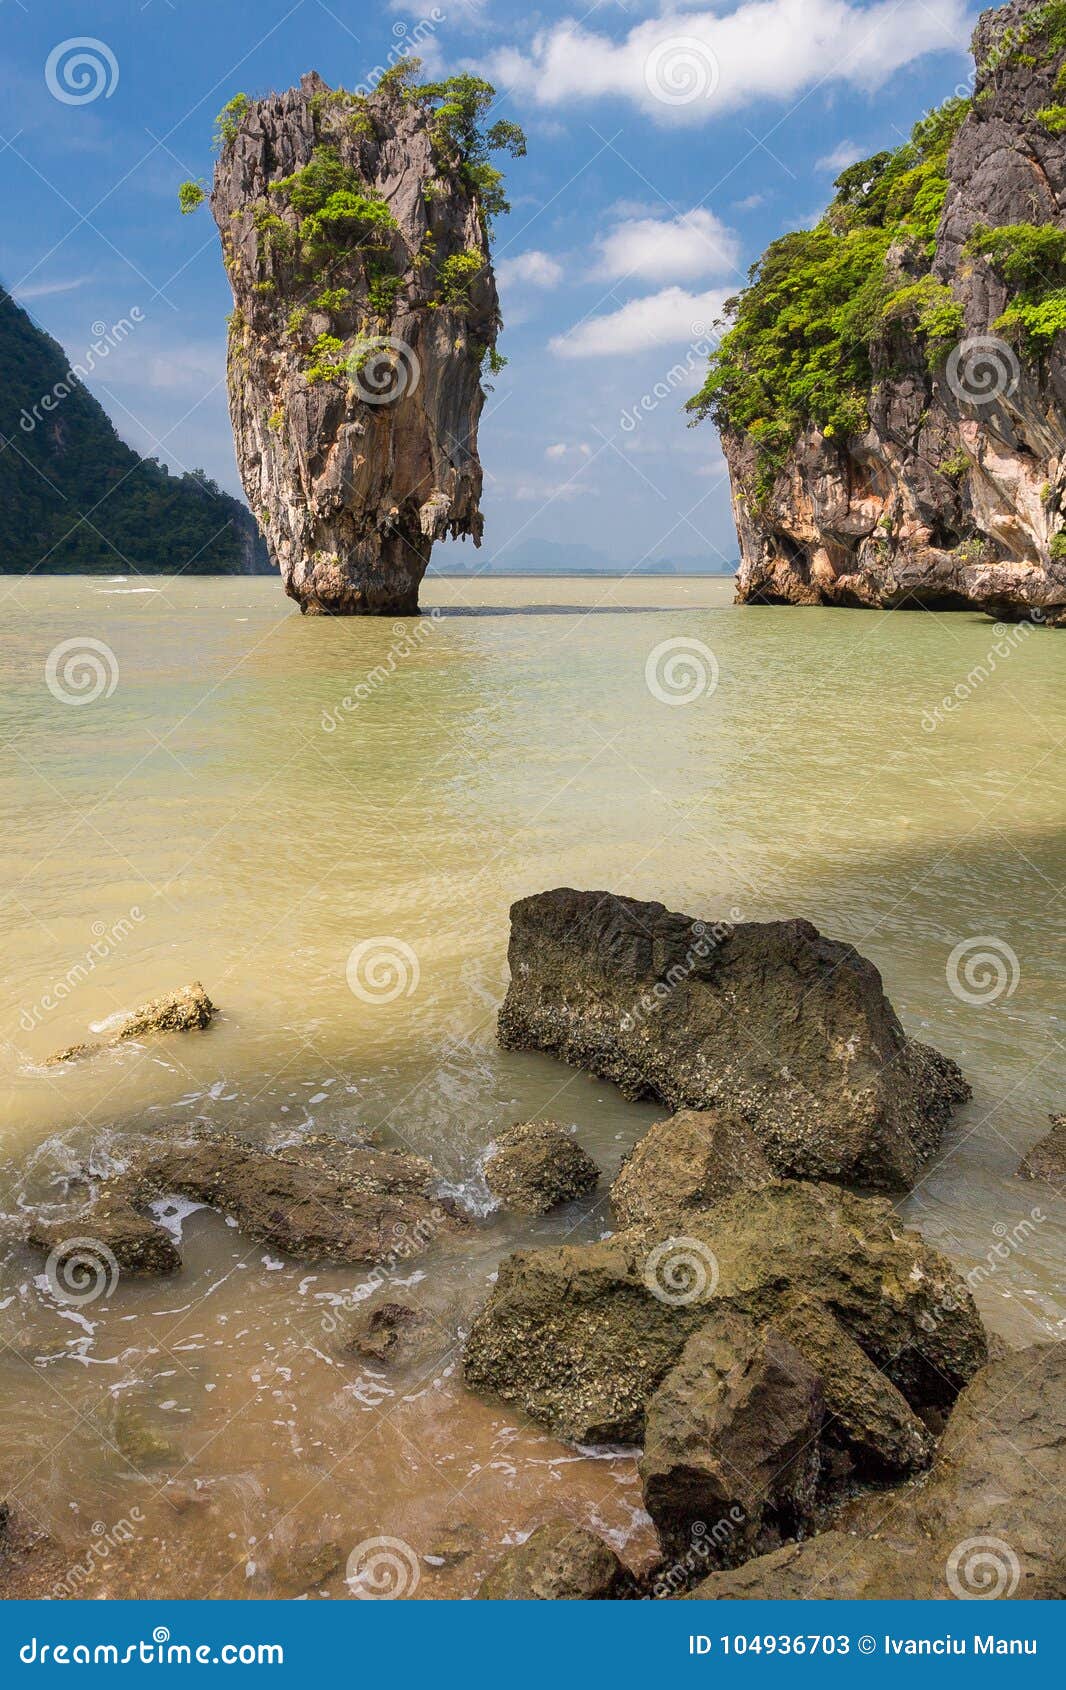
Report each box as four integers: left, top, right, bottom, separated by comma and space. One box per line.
687, 96, 969, 488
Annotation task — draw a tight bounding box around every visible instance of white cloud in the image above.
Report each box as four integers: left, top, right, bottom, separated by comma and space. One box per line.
551, 286, 729, 358
482, 0, 970, 123
13, 276, 94, 300
496, 249, 564, 288
817, 140, 863, 171
734, 192, 765, 210
594, 208, 741, 283
545, 441, 592, 458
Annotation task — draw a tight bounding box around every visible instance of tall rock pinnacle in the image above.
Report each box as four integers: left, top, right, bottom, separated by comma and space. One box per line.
206, 68, 517, 613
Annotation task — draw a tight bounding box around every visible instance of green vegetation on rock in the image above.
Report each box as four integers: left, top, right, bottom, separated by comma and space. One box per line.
435, 248, 484, 308
383, 60, 526, 228
214, 93, 250, 150
966, 220, 1066, 348
178, 180, 206, 214
687, 97, 970, 485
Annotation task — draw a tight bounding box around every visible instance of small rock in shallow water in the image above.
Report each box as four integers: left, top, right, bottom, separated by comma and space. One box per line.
484, 1120, 600, 1215
477, 1520, 635, 1600
46, 982, 216, 1064
25, 1130, 465, 1274
1017, 1114, 1066, 1183
339, 1301, 449, 1373
270, 1540, 344, 1595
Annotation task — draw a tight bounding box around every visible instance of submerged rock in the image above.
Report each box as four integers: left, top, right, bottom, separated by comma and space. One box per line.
27, 1131, 462, 1272
1017, 1114, 1066, 1182
208, 68, 515, 614
120, 1131, 460, 1265
339, 1300, 445, 1371
46, 982, 216, 1064
463, 1179, 987, 1444
269, 1540, 344, 1596
477, 1521, 635, 1600
484, 1119, 600, 1215
0, 1501, 67, 1598
28, 1193, 181, 1277
498, 890, 968, 1190
610, 1108, 773, 1228
688, 1342, 1066, 1599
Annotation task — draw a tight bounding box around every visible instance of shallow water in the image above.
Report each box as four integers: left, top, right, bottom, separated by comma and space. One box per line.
0, 573, 1063, 1596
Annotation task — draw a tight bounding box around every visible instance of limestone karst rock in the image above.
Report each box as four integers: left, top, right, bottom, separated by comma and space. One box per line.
208, 69, 513, 613
698, 0, 1066, 623
497, 889, 969, 1190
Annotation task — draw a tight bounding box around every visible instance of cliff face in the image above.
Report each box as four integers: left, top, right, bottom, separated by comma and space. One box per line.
211, 73, 500, 614
716, 0, 1066, 624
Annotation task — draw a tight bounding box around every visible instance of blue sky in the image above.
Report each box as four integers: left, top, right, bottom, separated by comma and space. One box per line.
0, 0, 978, 570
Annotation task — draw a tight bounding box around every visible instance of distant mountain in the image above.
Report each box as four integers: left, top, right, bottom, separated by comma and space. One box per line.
0, 285, 270, 575
430, 536, 737, 575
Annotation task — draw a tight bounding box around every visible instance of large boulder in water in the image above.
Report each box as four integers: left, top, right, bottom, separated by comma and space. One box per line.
208, 71, 506, 614
687, 1343, 1066, 1600
498, 890, 968, 1191
462, 1179, 987, 1444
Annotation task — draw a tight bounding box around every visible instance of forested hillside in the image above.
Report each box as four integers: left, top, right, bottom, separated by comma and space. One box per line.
0, 285, 269, 575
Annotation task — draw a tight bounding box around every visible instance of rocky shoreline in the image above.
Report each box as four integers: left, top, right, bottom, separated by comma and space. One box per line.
6, 890, 1064, 1600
